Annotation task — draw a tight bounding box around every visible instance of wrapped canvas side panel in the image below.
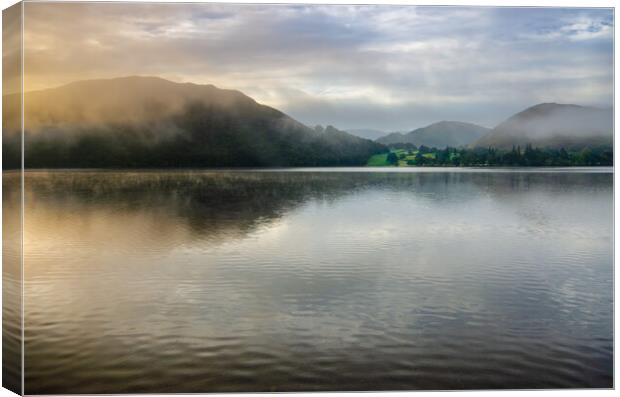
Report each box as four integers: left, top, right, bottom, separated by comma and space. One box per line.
3, 2, 23, 395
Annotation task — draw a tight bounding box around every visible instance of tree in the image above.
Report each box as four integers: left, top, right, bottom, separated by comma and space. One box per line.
418, 145, 431, 154
386, 152, 399, 165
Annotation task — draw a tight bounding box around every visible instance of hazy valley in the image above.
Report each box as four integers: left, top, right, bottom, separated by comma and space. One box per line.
2, 76, 613, 169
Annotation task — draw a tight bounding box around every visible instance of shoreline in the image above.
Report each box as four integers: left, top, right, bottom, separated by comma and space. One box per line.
3, 166, 613, 173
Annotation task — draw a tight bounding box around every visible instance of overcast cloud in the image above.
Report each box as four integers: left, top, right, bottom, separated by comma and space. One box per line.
21, 3, 613, 131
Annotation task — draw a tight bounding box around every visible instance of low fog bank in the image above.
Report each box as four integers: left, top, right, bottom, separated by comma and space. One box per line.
475, 103, 612, 149
3, 77, 386, 169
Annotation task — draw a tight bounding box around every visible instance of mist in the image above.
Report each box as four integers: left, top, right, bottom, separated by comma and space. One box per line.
476, 103, 613, 149
3, 76, 386, 169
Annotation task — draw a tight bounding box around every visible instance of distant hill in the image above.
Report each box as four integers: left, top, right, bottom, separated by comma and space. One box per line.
2, 76, 386, 168
376, 121, 490, 148
474, 103, 612, 149
346, 128, 387, 140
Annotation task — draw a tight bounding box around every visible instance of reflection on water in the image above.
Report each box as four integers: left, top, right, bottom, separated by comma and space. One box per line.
13, 169, 613, 393
3, 172, 22, 394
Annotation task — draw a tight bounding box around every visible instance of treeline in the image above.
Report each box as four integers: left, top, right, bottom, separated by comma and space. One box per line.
388, 144, 613, 166
3, 104, 386, 169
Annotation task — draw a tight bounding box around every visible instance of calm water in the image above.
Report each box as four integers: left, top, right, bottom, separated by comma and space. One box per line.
8, 168, 614, 393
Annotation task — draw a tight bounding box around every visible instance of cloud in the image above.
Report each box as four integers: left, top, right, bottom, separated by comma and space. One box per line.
521, 14, 613, 42
21, 3, 613, 131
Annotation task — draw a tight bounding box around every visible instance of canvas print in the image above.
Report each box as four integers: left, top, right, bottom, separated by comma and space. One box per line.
2, 2, 614, 394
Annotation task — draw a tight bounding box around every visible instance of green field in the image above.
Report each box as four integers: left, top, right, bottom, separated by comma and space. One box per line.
366, 149, 434, 166
366, 153, 390, 166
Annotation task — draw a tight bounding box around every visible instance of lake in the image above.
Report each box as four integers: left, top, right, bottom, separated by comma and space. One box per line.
5, 168, 613, 393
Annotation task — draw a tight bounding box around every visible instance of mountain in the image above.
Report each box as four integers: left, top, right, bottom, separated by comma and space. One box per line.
2, 76, 386, 168
346, 128, 387, 140
474, 103, 613, 150
376, 121, 490, 148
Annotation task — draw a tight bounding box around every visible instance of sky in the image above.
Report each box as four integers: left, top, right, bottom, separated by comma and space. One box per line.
20, 3, 614, 131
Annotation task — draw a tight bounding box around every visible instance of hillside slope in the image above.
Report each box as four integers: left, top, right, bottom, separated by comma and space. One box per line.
377, 121, 490, 148
474, 103, 612, 149
3, 76, 386, 168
